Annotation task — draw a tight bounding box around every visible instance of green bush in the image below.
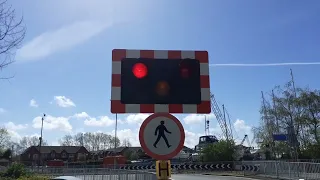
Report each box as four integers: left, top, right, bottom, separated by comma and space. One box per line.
1, 163, 28, 178
18, 175, 50, 180
0, 163, 50, 179
0, 177, 16, 180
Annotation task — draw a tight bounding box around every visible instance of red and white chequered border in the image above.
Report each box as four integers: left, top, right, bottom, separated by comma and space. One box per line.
111, 49, 211, 114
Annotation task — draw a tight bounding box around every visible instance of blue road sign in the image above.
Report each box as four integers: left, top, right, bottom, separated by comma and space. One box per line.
273, 134, 287, 141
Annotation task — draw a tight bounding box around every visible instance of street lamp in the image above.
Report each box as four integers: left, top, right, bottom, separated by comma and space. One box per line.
38, 113, 45, 167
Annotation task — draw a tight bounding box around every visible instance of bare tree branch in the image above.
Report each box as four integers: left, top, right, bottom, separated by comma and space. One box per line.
0, 0, 26, 79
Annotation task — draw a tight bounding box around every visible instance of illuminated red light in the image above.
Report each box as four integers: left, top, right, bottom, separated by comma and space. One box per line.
132, 63, 148, 78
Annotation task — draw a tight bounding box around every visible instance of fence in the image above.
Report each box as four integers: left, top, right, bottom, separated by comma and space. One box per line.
242, 161, 320, 180
28, 167, 158, 180
25, 161, 320, 180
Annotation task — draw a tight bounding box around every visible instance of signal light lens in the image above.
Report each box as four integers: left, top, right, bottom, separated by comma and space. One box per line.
180, 67, 190, 78
156, 81, 170, 96
132, 63, 148, 78
180, 59, 195, 78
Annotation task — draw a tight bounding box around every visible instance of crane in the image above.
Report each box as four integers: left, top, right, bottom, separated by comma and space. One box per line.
240, 134, 255, 150
210, 93, 233, 141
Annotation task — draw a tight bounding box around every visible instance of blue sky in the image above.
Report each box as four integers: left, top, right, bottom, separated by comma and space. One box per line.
1, 0, 320, 148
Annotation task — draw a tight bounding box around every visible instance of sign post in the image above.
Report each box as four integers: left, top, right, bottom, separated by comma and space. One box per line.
156, 160, 171, 180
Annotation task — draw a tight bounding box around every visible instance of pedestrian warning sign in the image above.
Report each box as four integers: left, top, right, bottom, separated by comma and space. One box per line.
139, 113, 185, 160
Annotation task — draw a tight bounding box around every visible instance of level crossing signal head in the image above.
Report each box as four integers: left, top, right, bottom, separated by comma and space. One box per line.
121, 58, 201, 104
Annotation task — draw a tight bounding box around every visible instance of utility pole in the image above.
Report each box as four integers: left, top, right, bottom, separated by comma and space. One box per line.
38, 113, 45, 170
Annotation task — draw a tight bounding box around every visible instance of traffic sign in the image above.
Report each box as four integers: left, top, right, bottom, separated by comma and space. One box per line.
156, 160, 171, 180
110, 49, 211, 114
139, 113, 185, 160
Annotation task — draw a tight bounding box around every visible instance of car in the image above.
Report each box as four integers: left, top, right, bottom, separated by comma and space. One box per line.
50, 176, 82, 180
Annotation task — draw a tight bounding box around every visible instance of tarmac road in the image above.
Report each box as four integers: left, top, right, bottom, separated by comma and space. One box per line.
171, 174, 257, 180
50, 174, 258, 180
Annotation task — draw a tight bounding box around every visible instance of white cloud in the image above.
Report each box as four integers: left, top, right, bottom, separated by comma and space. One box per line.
29, 99, 39, 107
73, 112, 90, 119
84, 116, 116, 127
7, 130, 22, 142
17, 20, 112, 61
108, 128, 140, 146
0, 108, 6, 113
32, 115, 72, 132
126, 114, 149, 125
234, 119, 251, 133
53, 96, 76, 107
184, 130, 203, 148
4, 122, 28, 131
183, 114, 215, 125
2, 122, 29, 142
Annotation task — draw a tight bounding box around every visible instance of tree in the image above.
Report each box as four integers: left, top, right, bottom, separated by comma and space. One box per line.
58, 132, 121, 151
0, 0, 26, 78
122, 138, 132, 147
110, 136, 120, 148
201, 140, 235, 162
0, 127, 9, 149
254, 79, 320, 159
59, 135, 74, 146
18, 136, 48, 154
2, 148, 11, 159
124, 150, 138, 160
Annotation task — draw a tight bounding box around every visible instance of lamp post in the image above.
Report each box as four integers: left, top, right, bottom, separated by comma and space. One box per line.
38, 113, 45, 168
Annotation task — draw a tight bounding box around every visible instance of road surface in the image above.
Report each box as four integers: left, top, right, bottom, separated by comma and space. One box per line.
49, 174, 259, 180
172, 174, 257, 180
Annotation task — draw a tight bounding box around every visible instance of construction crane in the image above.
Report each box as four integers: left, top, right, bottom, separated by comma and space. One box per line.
210, 93, 233, 141
240, 134, 253, 149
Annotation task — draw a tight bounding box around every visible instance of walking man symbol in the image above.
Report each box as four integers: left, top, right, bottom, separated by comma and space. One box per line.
153, 120, 172, 148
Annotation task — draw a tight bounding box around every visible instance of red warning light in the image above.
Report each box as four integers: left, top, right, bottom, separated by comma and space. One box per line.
132, 63, 148, 78
180, 67, 190, 78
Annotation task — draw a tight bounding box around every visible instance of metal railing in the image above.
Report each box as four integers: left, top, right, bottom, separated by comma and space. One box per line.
242, 161, 320, 180
29, 167, 157, 180
24, 161, 320, 179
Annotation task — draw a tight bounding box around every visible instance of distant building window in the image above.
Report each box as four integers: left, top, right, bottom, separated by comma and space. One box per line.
51, 151, 55, 158
33, 154, 38, 160
62, 152, 67, 158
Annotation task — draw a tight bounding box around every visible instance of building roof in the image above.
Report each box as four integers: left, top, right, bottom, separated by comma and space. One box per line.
105, 147, 127, 153
23, 146, 86, 154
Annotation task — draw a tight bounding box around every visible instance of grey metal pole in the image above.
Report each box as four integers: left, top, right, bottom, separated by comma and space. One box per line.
38, 113, 45, 169
114, 113, 118, 169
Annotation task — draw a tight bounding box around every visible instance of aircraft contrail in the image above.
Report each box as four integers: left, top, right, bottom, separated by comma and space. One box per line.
210, 62, 320, 67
